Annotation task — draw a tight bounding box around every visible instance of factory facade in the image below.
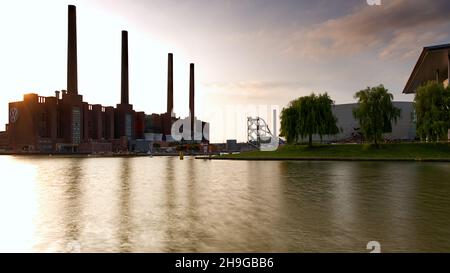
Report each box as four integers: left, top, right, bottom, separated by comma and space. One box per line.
0, 5, 208, 153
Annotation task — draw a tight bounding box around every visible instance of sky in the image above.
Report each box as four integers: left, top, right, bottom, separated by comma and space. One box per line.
1, 0, 450, 142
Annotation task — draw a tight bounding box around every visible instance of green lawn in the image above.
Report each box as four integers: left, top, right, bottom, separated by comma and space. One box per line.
217, 143, 450, 161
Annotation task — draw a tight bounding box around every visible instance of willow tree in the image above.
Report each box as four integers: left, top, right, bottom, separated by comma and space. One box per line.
414, 81, 450, 142
280, 103, 299, 144
352, 85, 401, 147
280, 93, 339, 146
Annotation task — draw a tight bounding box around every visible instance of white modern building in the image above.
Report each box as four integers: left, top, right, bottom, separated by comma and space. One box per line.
307, 102, 415, 143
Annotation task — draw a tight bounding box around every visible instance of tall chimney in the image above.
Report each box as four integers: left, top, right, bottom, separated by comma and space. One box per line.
67, 5, 78, 95
189, 63, 195, 140
167, 53, 173, 115
121, 30, 129, 104
273, 109, 277, 137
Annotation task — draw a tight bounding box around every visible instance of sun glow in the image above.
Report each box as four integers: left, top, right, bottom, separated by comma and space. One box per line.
0, 156, 38, 252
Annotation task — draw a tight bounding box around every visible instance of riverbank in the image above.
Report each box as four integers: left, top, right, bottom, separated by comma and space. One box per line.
0, 152, 216, 158
200, 143, 450, 161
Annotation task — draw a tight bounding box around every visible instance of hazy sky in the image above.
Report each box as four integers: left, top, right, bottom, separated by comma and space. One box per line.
1, 0, 450, 142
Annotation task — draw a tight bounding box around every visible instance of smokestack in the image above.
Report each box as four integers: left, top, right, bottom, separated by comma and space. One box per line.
189, 63, 195, 140
67, 5, 78, 95
167, 53, 173, 115
273, 109, 277, 137
121, 30, 129, 104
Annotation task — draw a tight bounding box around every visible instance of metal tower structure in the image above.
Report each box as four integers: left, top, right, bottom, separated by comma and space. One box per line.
247, 116, 275, 148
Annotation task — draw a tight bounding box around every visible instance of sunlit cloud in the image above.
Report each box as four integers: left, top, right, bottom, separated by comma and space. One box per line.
285, 0, 450, 59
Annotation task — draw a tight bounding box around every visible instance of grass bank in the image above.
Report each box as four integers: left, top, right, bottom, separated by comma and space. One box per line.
212, 143, 450, 161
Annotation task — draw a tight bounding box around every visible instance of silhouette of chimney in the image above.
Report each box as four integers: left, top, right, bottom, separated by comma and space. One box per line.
121, 30, 129, 104
189, 63, 195, 140
67, 5, 78, 95
167, 53, 173, 115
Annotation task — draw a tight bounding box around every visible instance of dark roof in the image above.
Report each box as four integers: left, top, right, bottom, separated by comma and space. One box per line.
403, 43, 450, 94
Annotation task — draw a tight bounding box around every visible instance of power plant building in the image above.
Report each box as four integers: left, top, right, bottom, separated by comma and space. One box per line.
0, 5, 208, 153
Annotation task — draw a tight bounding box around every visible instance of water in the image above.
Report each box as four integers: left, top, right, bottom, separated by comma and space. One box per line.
0, 155, 449, 252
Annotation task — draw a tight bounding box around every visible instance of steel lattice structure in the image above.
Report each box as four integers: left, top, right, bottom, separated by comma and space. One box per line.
247, 116, 274, 148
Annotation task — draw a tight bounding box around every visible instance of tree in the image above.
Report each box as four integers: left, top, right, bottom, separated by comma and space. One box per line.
280, 102, 299, 144
352, 85, 401, 147
414, 81, 450, 142
280, 93, 340, 146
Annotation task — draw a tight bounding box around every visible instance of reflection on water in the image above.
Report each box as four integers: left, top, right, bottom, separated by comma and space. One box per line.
0, 156, 450, 252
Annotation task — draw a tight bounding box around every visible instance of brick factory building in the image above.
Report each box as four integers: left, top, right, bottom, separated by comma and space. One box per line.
0, 5, 208, 153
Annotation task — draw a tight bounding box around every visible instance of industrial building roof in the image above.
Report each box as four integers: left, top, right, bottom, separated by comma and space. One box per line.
403, 43, 450, 94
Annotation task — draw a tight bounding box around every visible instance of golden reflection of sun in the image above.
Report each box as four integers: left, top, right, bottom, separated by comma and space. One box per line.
0, 156, 38, 253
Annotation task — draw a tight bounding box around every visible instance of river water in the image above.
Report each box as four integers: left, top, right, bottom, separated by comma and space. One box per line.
0, 155, 449, 252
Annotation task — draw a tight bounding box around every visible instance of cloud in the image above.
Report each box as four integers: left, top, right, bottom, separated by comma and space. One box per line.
286, 0, 450, 60
205, 81, 309, 91
203, 80, 326, 106
378, 31, 449, 59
